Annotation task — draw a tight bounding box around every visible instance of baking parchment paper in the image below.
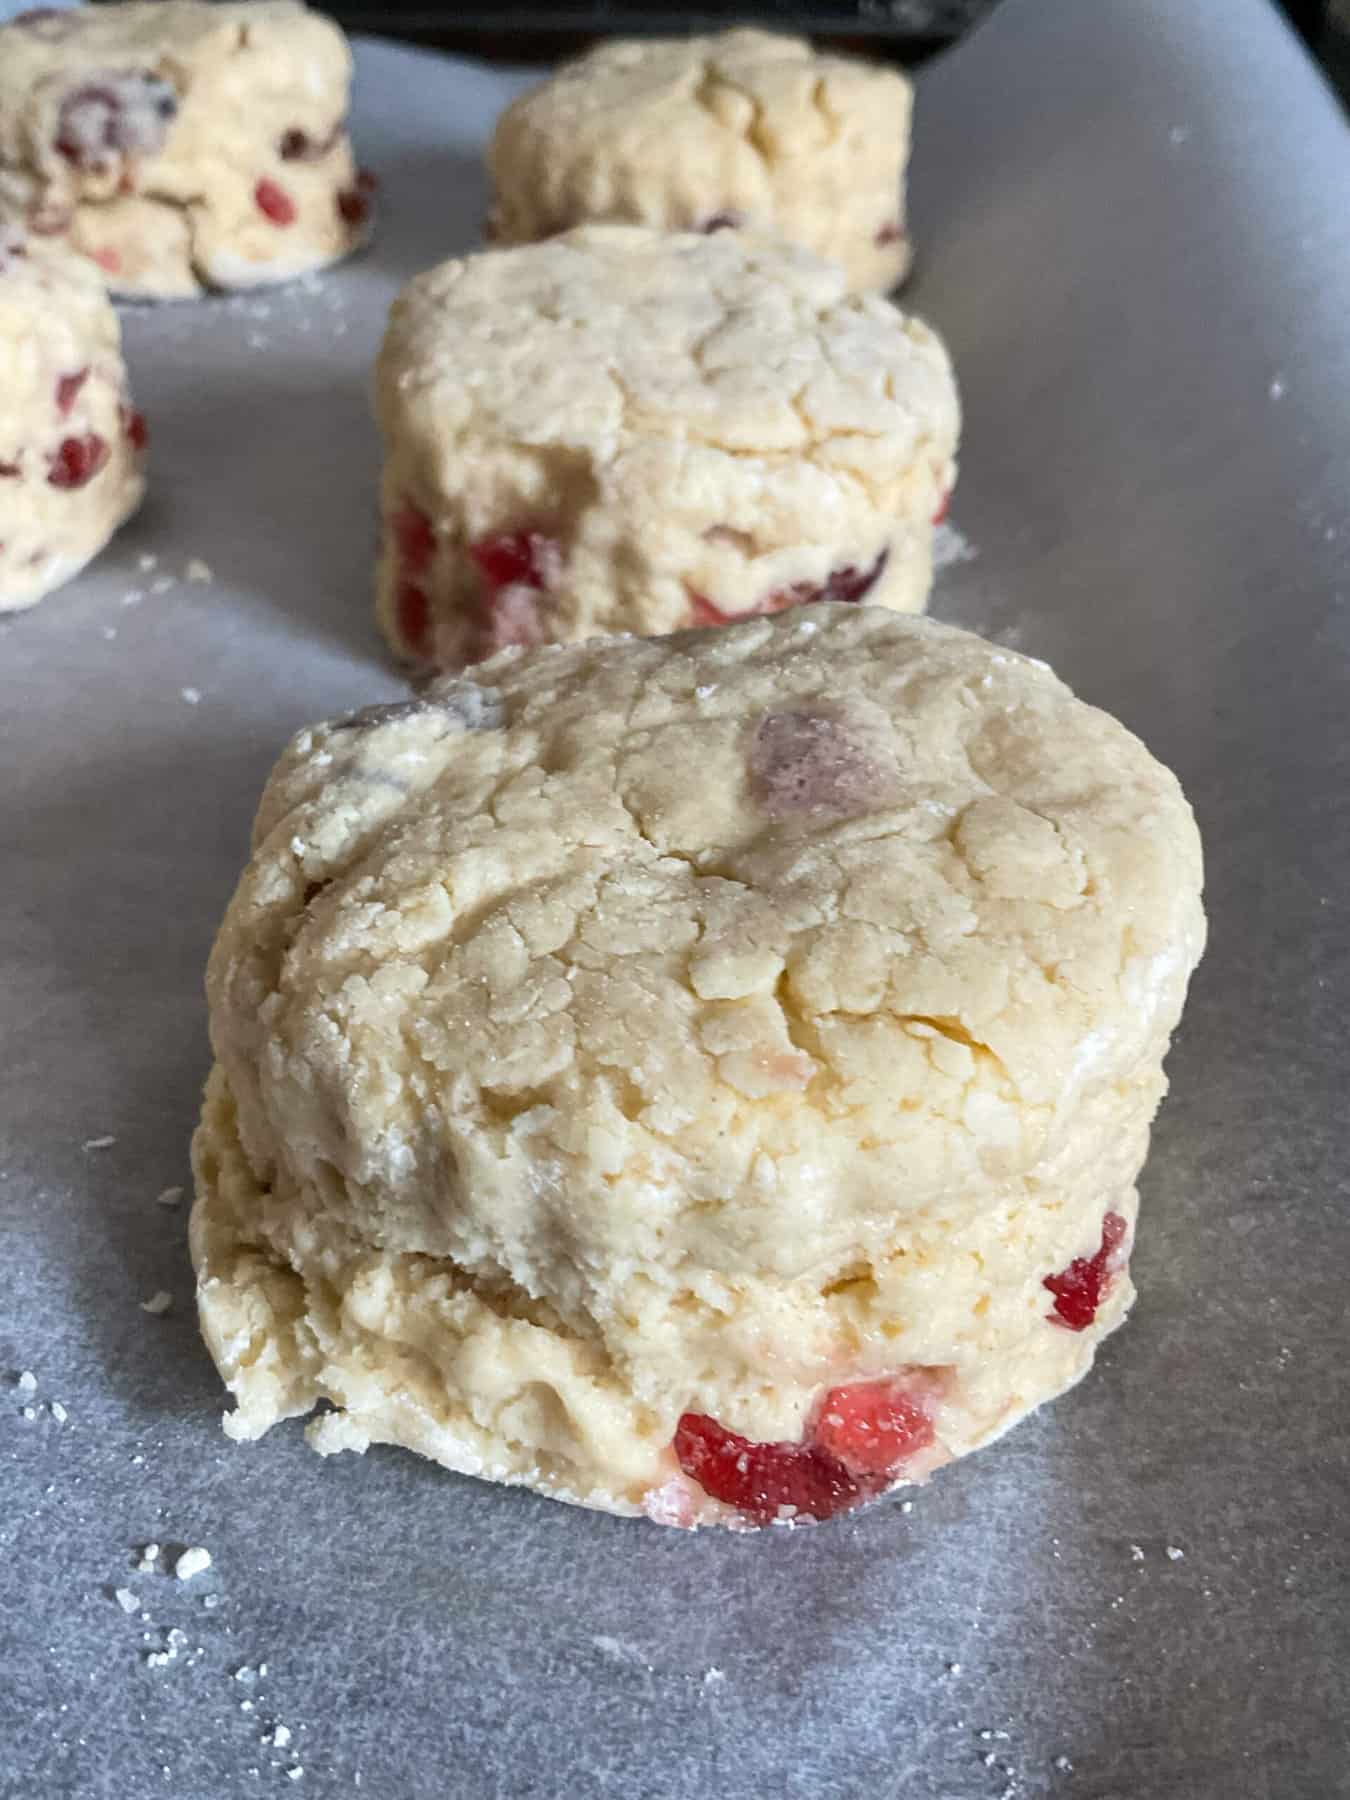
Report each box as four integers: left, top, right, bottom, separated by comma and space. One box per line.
2, 1, 1347, 1794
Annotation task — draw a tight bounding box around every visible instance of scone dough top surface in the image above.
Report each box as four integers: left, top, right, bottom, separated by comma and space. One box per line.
488, 29, 913, 292
377, 223, 956, 512
210, 608, 1204, 1315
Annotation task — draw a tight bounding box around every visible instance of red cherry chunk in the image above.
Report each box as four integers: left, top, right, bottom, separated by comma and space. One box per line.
337, 186, 369, 226
674, 1373, 937, 1524
932, 490, 950, 526
392, 503, 435, 575
395, 581, 431, 658
875, 221, 906, 248
1044, 1210, 1129, 1331
688, 548, 889, 628
469, 530, 554, 594
812, 1380, 935, 1476
255, 178, 296, 226
56, 368, 88, 417
47, 433, 108, 489
0, 460, 19, 479
123, 407, 149, 451
674, 1414, 874, 1525
91, 246, 122, 274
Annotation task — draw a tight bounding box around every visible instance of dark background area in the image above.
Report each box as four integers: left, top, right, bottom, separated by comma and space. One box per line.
318, 0, 1349, 93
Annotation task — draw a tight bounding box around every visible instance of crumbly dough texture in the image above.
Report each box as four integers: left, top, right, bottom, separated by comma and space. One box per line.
0, 229, 144, 610
374, 226, 959, 669
192, 607, 1205, 1526
489, 29, 914, 294
0, 1, 368, 299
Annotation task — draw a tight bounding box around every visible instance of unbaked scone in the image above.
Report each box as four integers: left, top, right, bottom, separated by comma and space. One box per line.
374, 226, 958, 670
1, 228, 145, 611
0, 1, 372, 299
191, 606, 1205, 1529
489, 29, 914, 294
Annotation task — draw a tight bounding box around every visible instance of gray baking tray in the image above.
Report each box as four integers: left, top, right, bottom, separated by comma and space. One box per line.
2, 1, 1348, 1794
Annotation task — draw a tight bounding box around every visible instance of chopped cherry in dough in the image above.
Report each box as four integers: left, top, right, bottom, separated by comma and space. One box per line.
393, 502, 435, 575
255, 179, 297, 226
47, 433, 108, 490
1044, 1210, 1129, 1331
395, 581, 431, 658
689, 549, 889, 627
56, 369, 88, 416
675, 1375, 936, 1523
469, 530, 555, 593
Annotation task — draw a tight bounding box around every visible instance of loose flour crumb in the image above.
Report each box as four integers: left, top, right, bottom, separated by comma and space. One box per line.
175, 1547, 212, 1581
16, 1371, 37, 1393
1166, 1545, 1185, 1561
185, 560, 213, 583
933, 520, 977, 572
83, 1135, 116, 1151
180, 687, 202, 706
156, 1187, 184, 1208
114, 1588, 140, 1615
140, 1291, 173, 1316
49, 1401, 67, 1424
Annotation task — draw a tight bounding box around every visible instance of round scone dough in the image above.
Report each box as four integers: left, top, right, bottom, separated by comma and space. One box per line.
0, 1, 372, 300
1, 229, 145, 611
191, 606, 1206, 1529
489, 29, 914, 295
374, 225, 959, 670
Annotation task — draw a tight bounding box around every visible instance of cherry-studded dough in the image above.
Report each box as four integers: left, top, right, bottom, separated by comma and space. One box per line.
489, 29, 914, 295
0, 229, 145, 611
0, 1, 371, 299
191, 607, 1205, 1528
375, 225, 959, 670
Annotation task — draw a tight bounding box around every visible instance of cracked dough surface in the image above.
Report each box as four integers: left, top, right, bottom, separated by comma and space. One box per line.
192, 607, 1205, 1526
0, 229, 144, 611
375, 225, 958, 668
489, 29, 914, 295
0, 1, 367, 299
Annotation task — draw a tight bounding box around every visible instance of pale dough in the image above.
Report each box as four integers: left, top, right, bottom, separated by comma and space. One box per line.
374, 225, 959, 669
489, 29, 914, 294
192, 607, 1206, 1528
0, 1, 371, 299
0, 227, 144, 611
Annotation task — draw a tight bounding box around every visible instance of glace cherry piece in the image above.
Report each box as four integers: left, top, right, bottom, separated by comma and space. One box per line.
395, 581, 431, 658
674, 1376, 935, 1525
689, 548, 889, 627
673, 1415, 870, 1525
392, 503, 435, 576
1044, 1210, 1129, 1331
47, 433, 108, 489
469, 530, 553, 593
56, 368, 88, 416
255, 179, 296, 226
813, 1379, 935, 1475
